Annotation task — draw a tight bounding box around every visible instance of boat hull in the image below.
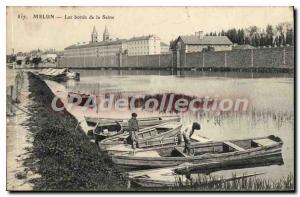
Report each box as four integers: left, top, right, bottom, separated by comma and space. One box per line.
37, 68, 80, 81
129, 153, 283, 188
85, 115, 180, 127
112, 136, 283, 169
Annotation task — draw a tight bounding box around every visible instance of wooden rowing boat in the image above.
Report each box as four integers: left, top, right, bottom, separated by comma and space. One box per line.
92, 120, 123, 142
37, 68, 80, 81
98, 122, 182, 151
128, 151, 283, 188
85, 115, 180, 127
128, 152, 283, 178
112, 135, 283, 169
101, 133, 212, 156
129, 170, 265, 188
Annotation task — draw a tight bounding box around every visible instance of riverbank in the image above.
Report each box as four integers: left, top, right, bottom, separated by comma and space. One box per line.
7, 69, 38, 190
14, 66, 294, 74
23, 72, 127, 191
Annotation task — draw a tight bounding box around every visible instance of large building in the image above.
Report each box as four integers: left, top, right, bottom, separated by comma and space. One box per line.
125, 35, 161, 56
172, 31, 233, 52
64, 26, 126, 58
64, 27, 165, 58
160, 42, 170, 54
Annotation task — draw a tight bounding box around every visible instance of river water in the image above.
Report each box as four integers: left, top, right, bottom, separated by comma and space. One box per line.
53, 69, 294, 182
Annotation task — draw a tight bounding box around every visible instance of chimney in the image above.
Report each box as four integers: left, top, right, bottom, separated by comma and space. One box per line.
195, 31, 204, 39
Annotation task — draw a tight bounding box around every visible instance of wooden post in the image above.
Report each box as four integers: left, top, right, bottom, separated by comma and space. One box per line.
127, 180, 131, 189
283, 47, 286, 65
158, 55, 161, 68
119, 53, 122, 68
202, 52, 205, 68
83, 55, 85, 68
251, 49, 254, 67
224, 51, 227, 67
10, 85, 15, 102
184, 52, 186, 67
171, 52, 173, 70
103, 54, 105, 68
15, 79, 19, 103
9, 85, 14, 115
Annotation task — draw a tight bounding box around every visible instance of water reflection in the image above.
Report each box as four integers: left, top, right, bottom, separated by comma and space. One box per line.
71, 69, 293, 79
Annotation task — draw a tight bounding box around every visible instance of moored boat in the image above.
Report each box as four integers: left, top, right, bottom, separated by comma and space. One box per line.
112, 135, 283, 169
129, 169, 265, 188
98, 122, 182, 151
92, 120, 123, 142
37, 68, 80, 81
102, 133, 212, 156
85, 115, 180, 127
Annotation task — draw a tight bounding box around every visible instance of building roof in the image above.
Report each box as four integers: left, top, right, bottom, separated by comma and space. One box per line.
92, 26, 97, 34
65, 39, 126, 50
160, 42, 169, 47
127, 35, 160, 42
179, 35, 233, 45
103, 25, 109, 35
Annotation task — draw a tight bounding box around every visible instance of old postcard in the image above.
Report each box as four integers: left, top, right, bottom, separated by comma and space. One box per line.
6, 6, 294, 191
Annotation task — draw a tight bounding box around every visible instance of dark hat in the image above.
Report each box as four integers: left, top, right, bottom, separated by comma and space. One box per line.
192, 122, 201, 130
132, 113, 138, 117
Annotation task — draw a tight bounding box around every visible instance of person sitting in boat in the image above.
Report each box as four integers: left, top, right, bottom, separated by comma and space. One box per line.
127, 113, 139, 149
181, 122, 201, 154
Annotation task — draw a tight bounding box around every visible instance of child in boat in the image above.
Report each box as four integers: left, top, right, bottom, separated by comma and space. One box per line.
180, 122, 201, 153
128, 113, 139, 149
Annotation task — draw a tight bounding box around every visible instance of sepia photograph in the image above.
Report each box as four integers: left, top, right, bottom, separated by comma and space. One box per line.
6, 6, 295, 191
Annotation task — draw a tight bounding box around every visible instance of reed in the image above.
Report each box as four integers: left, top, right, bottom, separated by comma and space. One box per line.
172, 173, 294, 191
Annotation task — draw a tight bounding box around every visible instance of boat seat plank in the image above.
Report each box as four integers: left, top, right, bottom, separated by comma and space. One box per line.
224, 141, 245, 151
253, 139, 276, 146
133, 151, 161, 158
190, 133, 212, 143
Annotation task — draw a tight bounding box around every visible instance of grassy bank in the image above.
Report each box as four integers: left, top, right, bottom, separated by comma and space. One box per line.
24, 72, 127, 191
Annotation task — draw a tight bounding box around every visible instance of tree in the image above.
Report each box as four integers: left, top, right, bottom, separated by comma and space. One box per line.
286, 29, 294, 46
276, 22, 292, 46
237, 29, 245, 44
248, 26, 259, 37
225, 28, 238, 44
32, 57, 42, 67
221, 30, 225, 36
193, 21, 293, 47
25, 56, 31, 64
266, 25, 274, 46
16, 60, 22, 65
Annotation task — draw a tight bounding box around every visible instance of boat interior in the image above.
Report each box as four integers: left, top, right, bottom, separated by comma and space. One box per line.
94, 122, 122, 135
137, 127, 171, 138
133, 136, 281, 158
104, 126, 173, 145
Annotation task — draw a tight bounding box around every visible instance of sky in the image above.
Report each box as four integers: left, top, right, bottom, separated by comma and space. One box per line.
6, 6, 294, 53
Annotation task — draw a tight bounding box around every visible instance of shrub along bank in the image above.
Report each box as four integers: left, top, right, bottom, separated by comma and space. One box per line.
25, 72, 127, 191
